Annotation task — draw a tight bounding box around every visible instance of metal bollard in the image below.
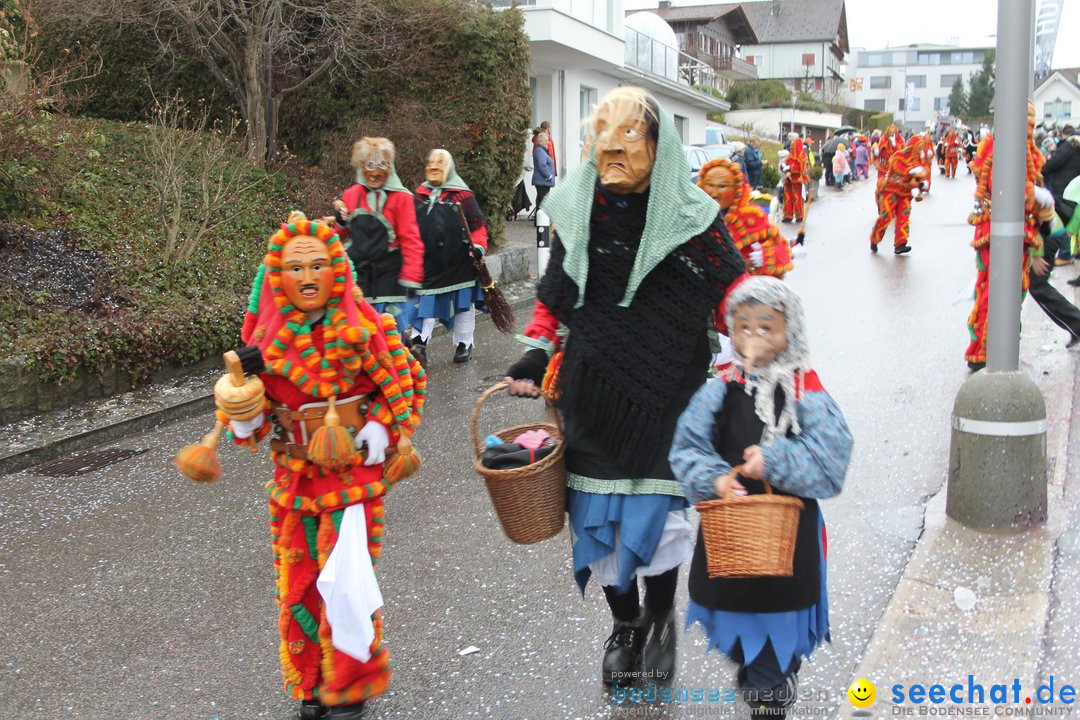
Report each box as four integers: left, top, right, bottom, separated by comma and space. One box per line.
536, 208, 551, 280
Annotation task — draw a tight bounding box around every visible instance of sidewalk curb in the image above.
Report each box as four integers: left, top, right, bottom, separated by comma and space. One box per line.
1, 292, 537, 476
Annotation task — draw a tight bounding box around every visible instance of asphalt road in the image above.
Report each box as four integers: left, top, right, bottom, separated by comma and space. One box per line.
2, 169, 1077, 720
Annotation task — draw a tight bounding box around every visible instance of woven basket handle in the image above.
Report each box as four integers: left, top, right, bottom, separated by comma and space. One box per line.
718, 464, 774, 499
471, 382, 564, 459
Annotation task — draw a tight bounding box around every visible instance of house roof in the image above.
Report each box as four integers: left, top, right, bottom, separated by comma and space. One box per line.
1037, 68, 1080, 95
740, 0, 849, 53
637, 4, 759, 44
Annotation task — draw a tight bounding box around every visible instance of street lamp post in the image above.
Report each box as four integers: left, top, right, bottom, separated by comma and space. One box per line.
790, 92, 797, 136
946, 0, 1047, 531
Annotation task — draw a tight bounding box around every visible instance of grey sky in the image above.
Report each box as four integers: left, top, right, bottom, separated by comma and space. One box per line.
624, 0, 1080, 69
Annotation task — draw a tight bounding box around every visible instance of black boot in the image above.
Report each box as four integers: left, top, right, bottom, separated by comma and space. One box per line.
601, 618, 643, 685
298, 699, 325, 720
641, 607, 677, 683
894, 244, 911, 255
411, 338, 427, 368
325, 701, 365, 719
453, 342, 473, 363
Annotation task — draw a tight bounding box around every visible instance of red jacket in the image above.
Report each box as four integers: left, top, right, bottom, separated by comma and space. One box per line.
336, 184, 424, 287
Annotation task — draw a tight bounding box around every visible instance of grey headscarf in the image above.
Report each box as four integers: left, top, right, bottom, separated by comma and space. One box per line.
724, 276, 810, 443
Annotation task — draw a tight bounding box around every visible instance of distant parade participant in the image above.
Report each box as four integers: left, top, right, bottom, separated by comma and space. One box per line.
411, 149, 489, 365
942, 129, 962, 178
869, 135, 933, 255
699, 156, 793, 278
504, 86, 747, 687
781, 137, 810, 223
331, 137, 424, 333
964, 103, 1047, 371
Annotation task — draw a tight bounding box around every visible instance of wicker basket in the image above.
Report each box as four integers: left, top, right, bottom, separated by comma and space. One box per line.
472, 382, 567, 544
695, 465, 804, 578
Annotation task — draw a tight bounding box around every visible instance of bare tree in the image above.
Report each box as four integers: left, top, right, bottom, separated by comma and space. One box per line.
35, 0, 433, 165
145, 91, 264, 263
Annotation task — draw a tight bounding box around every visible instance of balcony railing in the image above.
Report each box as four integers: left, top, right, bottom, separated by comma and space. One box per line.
715, 55, 758, 79
485, 0, 616, 34
624, 27, 722, 93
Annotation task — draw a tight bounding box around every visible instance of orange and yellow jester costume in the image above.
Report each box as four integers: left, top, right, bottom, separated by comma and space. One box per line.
698, 157, 793, 277
228, 215, 426, 710
964, 127, 1045, 366
872, 124, 905, 203
869, 135, 933, 253
782, 138, 810, 222
943, 130, 962, 178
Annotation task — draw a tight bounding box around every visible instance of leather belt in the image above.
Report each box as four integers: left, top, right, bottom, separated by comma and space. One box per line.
269, 393, 371, 460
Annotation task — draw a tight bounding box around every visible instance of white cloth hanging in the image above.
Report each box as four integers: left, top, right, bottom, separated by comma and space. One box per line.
316, 503, 383, 662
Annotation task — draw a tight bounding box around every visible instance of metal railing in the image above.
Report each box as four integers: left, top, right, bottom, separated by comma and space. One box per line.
624, 27, 722, 93
485, 0, 615, 34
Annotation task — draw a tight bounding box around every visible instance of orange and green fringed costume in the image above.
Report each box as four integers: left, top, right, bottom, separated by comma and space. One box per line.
782, 138, 810, 222
228, 215, 426, 707
872, 124, 905, 207
698, 157, 793, 278
870, 135, 932, 251
964, 132, 1045, 365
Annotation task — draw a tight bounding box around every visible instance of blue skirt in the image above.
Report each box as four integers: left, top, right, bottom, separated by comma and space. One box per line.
568, 489, 687, 594
410, 285, 486, 331
685, 516, 830, 671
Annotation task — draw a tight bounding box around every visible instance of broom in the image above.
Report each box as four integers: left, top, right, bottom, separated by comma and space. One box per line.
456, 202, 515, 334
306, 395, 357, 471
175, 420, 225, 483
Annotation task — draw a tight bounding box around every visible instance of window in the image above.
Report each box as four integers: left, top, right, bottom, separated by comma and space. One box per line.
674, 115, 689, 144
802, 53, 816, 67
864, 99, 886, 111
870, 76, 891, 89
1045, 99, 1073, 119
941, 73, 962, 88
579, 86, 597, 141
908, 75, 926, 88
794, 79, 802, 91
934, 97, 949, 111
746, 55, 758, 65
899, 97, 922, 112
815, 77, 823, 90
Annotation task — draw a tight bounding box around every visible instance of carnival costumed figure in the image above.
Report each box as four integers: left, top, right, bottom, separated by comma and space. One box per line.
964, 103, 1049, 370
943, 129, 962, 178
872, 124, 905, 205
869, 135, 933, 255
699, 157, 793, 278
503, 87, 747, 686
331, 137, 424, 335
186, 213, 426, 720
670, 277, 853, 720
411, 149, 489, 365
781, 138, 809, 223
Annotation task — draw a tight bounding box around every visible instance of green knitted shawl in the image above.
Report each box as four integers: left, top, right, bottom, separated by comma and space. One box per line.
540, 105, 719, 307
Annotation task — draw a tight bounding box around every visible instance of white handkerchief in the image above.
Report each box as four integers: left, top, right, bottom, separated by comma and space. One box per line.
317, 504, 383, 662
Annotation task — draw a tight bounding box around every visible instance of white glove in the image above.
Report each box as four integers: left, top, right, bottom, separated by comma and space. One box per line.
748, 244, 764, 269
1033, 185, 1055, 210
355, 421, 390, 466
231, 414, 264, 439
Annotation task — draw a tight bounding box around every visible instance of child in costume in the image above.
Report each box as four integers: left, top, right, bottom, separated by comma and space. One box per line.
331, 137, 424, 335
698, 157, 793, 279
943, 129, 962, 178
411, 148, 488, 365
669, 277, 853, 720
869, 135, 933, 255
212, 213, 426, 720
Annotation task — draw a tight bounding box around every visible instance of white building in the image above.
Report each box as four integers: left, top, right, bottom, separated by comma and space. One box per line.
847, 43, 993, 132
1034, 69, 1080, 129
738, 0, 849, 104
490, 0, 728, 175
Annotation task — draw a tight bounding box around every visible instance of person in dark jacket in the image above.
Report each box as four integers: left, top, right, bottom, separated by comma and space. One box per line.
532, 131, 557, 212
744, 138, 764, 189
1043, 127, 1080, 264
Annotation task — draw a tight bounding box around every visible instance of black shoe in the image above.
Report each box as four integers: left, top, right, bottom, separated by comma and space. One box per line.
1067, 277, 1080, 287
743, 670, 798, 719
325, 702, 365, 720
602, 618, 643, 685
411, 339, 427, 368
298, 700, 326, 720
453, 342, 473, 363
1067, 335, 1080, 349
641, 607, 677, 683
894, 244, 911, 255
967, 360, 986, 372
870, 242, 878, 254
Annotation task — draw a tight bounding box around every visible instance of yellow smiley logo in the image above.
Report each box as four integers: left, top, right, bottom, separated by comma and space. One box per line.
848, 679, 876, 708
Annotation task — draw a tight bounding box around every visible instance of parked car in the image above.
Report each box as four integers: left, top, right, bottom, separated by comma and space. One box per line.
705, 126, 728, 146
686, 144, 736, 182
